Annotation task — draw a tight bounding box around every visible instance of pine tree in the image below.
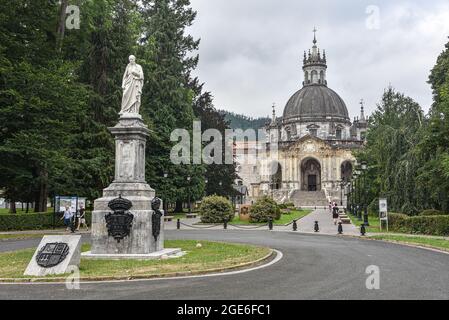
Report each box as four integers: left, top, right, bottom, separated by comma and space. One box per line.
138, 0, 204, 211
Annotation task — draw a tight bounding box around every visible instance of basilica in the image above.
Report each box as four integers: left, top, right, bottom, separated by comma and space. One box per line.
235, 32, 368, 205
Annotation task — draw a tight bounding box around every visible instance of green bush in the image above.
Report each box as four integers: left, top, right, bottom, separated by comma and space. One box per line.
389, 213, 449, 236
200, 196, 234, 224
419, 209, 448, 216
285, 202, 295, 208
249, 196, 281, 223
0, 212, 92, 231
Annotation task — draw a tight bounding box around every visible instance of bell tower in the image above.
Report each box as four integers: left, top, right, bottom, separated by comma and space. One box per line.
303, 28, 327, 87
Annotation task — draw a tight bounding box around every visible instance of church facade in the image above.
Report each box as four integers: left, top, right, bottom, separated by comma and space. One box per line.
235, 33, 368, 204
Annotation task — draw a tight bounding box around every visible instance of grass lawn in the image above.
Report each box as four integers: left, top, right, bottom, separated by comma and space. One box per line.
351, 215, 382, 233
230, 209, 312, 226
369, 235, 449, 252
0, 240, 272, 280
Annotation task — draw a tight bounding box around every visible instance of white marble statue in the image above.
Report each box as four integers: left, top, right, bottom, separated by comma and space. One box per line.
120, 55, 144, 115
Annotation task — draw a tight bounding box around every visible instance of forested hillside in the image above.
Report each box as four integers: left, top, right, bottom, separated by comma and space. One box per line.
220, 110, 270, 131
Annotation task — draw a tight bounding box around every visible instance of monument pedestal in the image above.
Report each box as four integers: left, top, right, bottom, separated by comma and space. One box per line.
86, 114, 178, 259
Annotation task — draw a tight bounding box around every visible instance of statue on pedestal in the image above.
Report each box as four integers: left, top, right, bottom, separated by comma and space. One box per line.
120, 55, 144, 115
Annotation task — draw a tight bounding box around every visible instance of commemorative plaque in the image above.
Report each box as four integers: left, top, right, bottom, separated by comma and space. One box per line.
24, 235, 81, 276
36, 242, 70, 268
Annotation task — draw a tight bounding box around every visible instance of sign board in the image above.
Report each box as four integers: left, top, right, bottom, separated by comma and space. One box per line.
379, 198, 388, 213
379, 198, 388, 231
55, 196, 86, 214
24, 235, 81, 276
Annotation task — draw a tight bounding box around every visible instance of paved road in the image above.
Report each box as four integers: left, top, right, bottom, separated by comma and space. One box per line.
0, 230, 448, 300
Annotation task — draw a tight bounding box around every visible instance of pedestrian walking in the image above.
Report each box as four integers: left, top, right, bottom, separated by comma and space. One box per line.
61, 205, 73, 232
332, 204, 339, 225
77, 204, 89, 231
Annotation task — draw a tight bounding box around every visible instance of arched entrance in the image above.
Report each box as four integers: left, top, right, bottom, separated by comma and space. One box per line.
301, 158, 321, 191
341, 161, 353, 182
270, 162, 282, 190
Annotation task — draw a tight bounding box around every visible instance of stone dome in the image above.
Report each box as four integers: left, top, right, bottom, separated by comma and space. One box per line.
283, 85, 350, 122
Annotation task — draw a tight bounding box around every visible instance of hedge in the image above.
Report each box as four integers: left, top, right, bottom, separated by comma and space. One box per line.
0, 212, 92, 232
389, 213, 449, 236
419, 209, 448, 216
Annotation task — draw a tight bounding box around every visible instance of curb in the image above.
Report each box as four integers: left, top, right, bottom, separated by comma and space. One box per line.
346, 235, 449, 255
0, 248, 277, 284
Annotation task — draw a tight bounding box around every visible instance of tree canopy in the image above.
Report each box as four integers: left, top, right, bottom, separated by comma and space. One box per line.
0, 0, 236, 213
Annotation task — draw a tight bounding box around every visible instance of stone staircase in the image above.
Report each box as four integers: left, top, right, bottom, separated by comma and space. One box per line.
290, 190, 329, 207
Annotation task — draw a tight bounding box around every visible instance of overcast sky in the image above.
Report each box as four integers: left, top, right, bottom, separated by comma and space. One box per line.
187, 0, 449, 119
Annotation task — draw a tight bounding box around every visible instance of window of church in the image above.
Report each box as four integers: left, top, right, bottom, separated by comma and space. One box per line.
336, 129, 342, 139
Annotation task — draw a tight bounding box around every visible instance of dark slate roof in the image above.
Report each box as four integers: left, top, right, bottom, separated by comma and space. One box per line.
283, 85, 350, 121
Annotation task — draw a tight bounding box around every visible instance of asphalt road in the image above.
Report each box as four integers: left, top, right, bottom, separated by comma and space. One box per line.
0, 230, 448, 300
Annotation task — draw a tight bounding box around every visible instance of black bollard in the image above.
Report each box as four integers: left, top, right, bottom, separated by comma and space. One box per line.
268, 217, 273, 231
177, 218, 181, 230
293, 220, 298, 232
314, 221, 319, 232
223, 218, 228, 230
338, 222, 343, 235
361, 223, 366, 236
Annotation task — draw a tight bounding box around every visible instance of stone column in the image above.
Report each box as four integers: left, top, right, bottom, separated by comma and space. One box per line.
90, 114, 162, 255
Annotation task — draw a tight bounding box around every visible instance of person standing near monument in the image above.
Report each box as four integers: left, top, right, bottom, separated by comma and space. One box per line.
120, 55, 144, 115
61, 205, 73, 232
76, 204, 89, 231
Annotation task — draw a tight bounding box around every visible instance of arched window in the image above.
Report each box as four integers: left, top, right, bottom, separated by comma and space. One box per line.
305, 71, 309, 84
336, 129, 342, 139
311, 70, 318, 84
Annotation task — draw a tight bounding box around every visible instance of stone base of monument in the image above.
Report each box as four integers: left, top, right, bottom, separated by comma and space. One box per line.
24, 235, 81, 277
89, 115, 169, 257
81, 248, 182, 260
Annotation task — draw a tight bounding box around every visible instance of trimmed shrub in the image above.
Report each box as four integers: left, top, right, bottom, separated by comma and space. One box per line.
389, 213, 449, 236
200, 196, 234, 224
419, 209, 448, 216
0, 212, 92, 231
278, 203, 287, 209
285, 202, 295, 208
249, 196, 281, 223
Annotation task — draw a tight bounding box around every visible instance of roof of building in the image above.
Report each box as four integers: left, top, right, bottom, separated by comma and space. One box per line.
282, 84, 350, 122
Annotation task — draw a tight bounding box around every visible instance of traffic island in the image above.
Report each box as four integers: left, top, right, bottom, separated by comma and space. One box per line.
0, 240, 274, 282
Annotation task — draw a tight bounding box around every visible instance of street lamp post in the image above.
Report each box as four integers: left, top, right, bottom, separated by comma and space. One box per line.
357, 170, 362, 221
352, 172, 359, 216
163, 172, 168, 213
361, 161, 369, 226
346, 181, 351, 212
187, 176, 191, 215
340, 181, 345, 206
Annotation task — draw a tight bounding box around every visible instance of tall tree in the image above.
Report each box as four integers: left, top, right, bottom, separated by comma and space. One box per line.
355, 87, 425, 214
417, 38, 449, 212
138, 0, 204, 211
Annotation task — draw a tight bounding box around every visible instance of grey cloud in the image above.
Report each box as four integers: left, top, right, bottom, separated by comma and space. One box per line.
189, 0, 449, 118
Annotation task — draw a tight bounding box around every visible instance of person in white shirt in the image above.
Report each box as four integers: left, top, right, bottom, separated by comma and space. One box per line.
61, 206, 73, 232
